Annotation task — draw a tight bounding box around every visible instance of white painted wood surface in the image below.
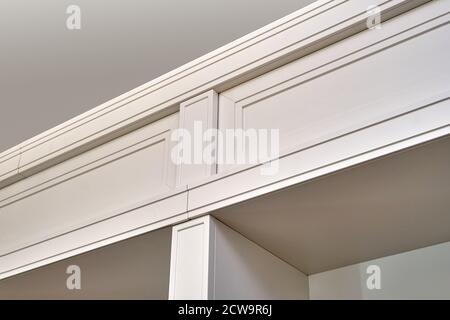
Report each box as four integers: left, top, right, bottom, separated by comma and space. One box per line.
0, 0, 448, 283
0, 114, 178, 256
218, 0, 450, 170
0, 114, 188, 279
169, 216, 309, 300
177, 90, 218, 186
169, 216, 214, 300
0, 0, 429, 189
189, 0, 450, 217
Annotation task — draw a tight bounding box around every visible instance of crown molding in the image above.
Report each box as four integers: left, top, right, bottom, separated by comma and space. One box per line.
0, 0, 430, 188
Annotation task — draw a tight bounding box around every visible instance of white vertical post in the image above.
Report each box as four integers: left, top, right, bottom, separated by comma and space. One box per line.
176, 90, 218, 187
168, 215, 215, 300
169, 215, 309, 300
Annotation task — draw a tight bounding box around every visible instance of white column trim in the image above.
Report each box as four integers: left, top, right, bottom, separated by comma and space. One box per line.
168, 215, 215, 300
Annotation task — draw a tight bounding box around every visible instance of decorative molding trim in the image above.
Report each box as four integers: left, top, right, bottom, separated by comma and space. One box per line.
169, 215, 215, 300
217, 2, 450, 172
188, 95, 450, 218
0, 0, 445, 282
0, 113, 180, 261
0, 131, 173, 209
0, 0, 431, 188
0, 113, 179, 206
0, 154, 20, 186
0, 187, 188, 280
176, 90, 218, 186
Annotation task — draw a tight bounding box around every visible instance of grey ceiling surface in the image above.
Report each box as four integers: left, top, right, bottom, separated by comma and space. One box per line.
214, 135, 450, 274
0, 0, 315, 152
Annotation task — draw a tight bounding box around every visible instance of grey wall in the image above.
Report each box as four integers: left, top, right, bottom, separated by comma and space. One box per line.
0, 0, 315, 152
309, 241, 450, 300
0, 227, 172, 299
213, 219, 309, 299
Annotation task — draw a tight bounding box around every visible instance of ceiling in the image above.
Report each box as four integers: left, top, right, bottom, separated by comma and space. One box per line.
0, 227, 172, 299
214, 135, 450, 275
0, 0, 315, 153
